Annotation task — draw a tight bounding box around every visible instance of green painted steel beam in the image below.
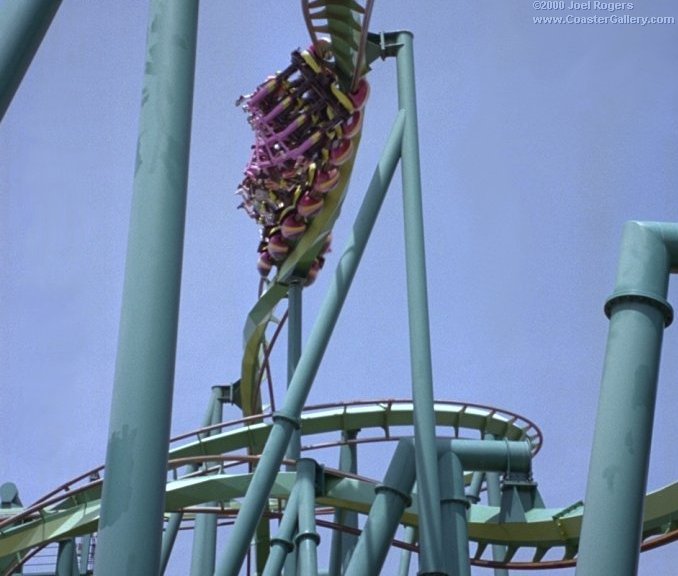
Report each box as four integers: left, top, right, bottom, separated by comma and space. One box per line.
0, 0, 61, 122
94, 1, 199, 574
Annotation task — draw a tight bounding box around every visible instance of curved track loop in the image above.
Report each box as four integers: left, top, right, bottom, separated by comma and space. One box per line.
301, 0, 375, 91
239, 3, 373, 417
2, 399, 678, 573
239, 141, 360, 417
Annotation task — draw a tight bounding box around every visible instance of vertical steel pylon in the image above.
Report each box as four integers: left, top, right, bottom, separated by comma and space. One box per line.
283, 281, 303, 576
393, 30, 444, 574
94, 1, 199, 574
576, 222, 678, 576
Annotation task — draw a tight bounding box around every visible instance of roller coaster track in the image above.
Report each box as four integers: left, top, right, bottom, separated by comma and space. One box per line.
301, 0, 376, 91
237, 1, 375, 418
1, 399, 678, 573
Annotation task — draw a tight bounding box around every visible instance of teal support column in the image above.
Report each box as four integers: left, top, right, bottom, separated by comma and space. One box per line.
393, 30, 443, 575
484, 434, 508, 576
347, 436, 526, 575
78, 534, 92, 574
263, 488, 299, 576
94, 2, 199, 575
160, 513, 183, 575
284, 281, 302, 575
344, 439, 416, 575
56, 539, 78, 576
576, 222, 678, 576
286, 280, 303, 463
190, 514, 218, 576
296, 459, 320, 576
465, 472, 484, 504
0, 0, 61, 122
397, 525, 417, 576
214, 111, 405, 576
438, 452, 471, 576
190, 389, 223, 576
328, 430, 359, 575
162, 390, 220, 574
487, 473, 508, 576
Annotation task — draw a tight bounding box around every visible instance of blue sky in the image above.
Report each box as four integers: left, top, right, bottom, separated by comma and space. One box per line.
2, 1, 678, 574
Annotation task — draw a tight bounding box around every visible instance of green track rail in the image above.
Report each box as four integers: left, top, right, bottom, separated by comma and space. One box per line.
239, 1, 375, 418
2, 401, 677, 571
240, 140, 361, 418
301, 0, 375, 91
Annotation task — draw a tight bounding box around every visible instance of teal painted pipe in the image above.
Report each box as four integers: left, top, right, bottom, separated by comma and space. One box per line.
262, 487, 299, 576
283, 269, 303, 575
392, 30, 443, 575
328, 430, 359, 576
214, 111, 406, 576
342, 438, 528, 575
161, 389, 219, 573
484, 434, 509, 576
397, 525, 417, 576
296, 459, 320, 576
465, 472, 484, 504
56, 539, 78, 576
344, 439, 417, 575
190, 514, 217, 576
486, 474, 508, 575
446, 439, 531, 472
438, 452, 471, 576
190, 389, 223, 576
78, 534, 92, 574
286, 280, 303, 463
94, 1, 199, 574
576, 222, 678, 576
160, 512, 183, 575
0, 0, 61, 122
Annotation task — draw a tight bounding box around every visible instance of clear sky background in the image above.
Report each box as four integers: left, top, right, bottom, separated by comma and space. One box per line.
2, 1, 678, 575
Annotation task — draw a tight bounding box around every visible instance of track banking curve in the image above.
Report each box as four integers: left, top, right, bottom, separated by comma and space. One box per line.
1, 399, 678, 573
